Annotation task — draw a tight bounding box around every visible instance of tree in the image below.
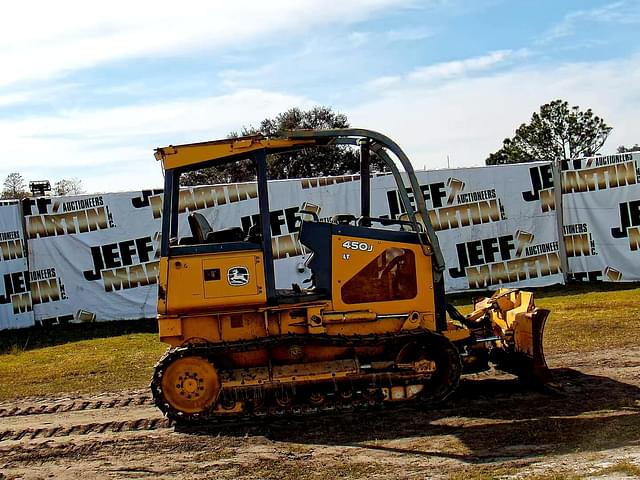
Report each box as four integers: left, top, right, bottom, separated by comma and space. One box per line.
486, 100, 612, 165
181, 106, 387, 185
1, 173, 28, 200
617, 144, 640, 153
53, 178, 85, 196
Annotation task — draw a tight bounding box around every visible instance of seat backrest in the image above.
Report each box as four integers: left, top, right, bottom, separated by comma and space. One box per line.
331, 214, 356, 225
246, 222, 262, 244
188, 212, 212, 243
299, 220, 332, 294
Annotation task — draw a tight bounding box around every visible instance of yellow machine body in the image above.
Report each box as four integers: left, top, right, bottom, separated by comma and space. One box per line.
158, 235, 438, 347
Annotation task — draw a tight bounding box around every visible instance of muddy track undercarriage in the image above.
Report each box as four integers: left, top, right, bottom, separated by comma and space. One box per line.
151, 330, 462, 423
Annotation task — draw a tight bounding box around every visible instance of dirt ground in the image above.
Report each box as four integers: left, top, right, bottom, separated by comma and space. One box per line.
1, 348, 639, 480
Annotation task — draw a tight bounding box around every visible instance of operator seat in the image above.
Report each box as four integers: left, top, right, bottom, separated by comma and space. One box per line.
246, 222, 262, 244
188, 212, 212, 243
331, 214, 356, 225
188, 211, 245, 244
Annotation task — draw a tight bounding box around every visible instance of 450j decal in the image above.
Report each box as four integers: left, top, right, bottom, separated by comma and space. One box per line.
341, 240, 373, 252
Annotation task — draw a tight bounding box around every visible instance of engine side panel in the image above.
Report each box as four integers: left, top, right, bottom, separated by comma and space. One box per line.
164, 250, 267, 315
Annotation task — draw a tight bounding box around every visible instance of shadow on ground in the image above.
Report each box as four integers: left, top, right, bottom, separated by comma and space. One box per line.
178, 368, 640, 464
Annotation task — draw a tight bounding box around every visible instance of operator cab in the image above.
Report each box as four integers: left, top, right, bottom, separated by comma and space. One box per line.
156, 130, 446, 327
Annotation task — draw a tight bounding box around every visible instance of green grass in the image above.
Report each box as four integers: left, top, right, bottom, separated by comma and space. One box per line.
0, 332, 165, 401
0, 318, 158, 354
535, 284, 640, 353
0, 283, 638, 402
593, 461, 640, 477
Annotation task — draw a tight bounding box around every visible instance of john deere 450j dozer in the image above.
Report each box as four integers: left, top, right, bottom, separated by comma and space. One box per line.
151, 129, 550, 422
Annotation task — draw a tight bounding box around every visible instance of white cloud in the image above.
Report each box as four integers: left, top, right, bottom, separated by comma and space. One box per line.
364, 50, 521, 91
350, 55, 640, 169
386, 27, 433, 42
364, 75, 403, 91
346, 27, 433, 51
0, 92, 35, 108
0, 0, 413, 89
348, 31, 372, 47
5, 53, 639, 193
407, 50, 521, 82
0, 83, 81, 108
0, 89, 312, 192
539, 1, 640, 44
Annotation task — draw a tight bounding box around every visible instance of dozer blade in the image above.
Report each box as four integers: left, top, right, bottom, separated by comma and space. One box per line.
505, 307, 551, 384
466, 289, 552, 384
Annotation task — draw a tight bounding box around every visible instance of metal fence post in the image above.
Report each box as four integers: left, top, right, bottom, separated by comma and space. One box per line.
551, 160, 569, 283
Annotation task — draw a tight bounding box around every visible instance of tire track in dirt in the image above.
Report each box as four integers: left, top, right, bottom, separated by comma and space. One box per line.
0, 390, 172, 451
0, 393, 154, 418
0, 417, 172, 442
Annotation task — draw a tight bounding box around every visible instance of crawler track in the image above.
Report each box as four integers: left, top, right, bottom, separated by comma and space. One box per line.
151, 329, 462, 423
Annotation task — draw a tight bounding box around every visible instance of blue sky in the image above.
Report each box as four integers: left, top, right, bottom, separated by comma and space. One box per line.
1, 0, 639, 193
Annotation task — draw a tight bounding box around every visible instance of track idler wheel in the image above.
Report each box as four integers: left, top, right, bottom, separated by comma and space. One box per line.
152, 350, 220, 421
396, 333, 462, 406
308, 392, 326, 407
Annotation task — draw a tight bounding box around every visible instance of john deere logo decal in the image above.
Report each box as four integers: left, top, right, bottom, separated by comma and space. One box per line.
227, 266, 249, 286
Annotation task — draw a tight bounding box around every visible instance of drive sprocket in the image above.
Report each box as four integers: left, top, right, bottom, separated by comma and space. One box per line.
151, 349, 220, 422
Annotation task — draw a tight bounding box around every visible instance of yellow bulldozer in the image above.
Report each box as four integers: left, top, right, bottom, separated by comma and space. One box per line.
151, 129, 550, 422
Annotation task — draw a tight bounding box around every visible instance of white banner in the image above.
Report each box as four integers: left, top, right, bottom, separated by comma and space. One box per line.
0, 203, 33, 330
22, 164, 567, 326
561, 152, 640, 282
5, 158, 635, 330
25, 193, 160, 324
385, 165, 563, 292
